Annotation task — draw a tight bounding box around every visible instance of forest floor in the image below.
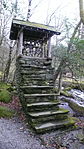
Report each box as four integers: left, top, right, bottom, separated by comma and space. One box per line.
0, 96, 84, 149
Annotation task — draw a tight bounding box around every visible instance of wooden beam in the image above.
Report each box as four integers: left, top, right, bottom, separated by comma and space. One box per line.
47, 37, 51, 58
16, 31, 23, 56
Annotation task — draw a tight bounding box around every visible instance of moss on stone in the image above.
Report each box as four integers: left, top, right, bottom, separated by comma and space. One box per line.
62, 97, 84, 115
60, 90, 73, 98
68, 101, 84, 115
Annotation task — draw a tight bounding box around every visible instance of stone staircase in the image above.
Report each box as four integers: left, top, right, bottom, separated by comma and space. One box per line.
16, 56, 75, 133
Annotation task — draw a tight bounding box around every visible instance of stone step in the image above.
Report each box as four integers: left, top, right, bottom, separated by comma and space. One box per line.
21, 78, 54, 86
24, 93, 59, 98
20, 70, 47, 74
27, 101, 60, 112
24, 93, 58, 103
20, 67, 53, 72
22, 75, 46, 80
27, 101, 59, 107
18, 57, 52, 67
31, 113, 68, 125
34, 118, 75, 133
20, 64, 48, 69
18, 56, 52, 61
20, 86, 55, 94
21, 82, 53, 86
21, 85, 54, 88
21, 73, 53, 80
28, 109, 69, 118
24, 93, 59, 103
22, 77, 53, 82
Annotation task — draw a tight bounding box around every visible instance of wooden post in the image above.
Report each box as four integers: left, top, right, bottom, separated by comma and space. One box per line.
47, 37, 51, 58
44, 41, 48, 57
42, 43, 45, 58
16, 31, 23, 57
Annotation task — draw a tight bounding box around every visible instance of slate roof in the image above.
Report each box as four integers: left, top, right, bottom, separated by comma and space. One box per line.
10, 19, 60, 41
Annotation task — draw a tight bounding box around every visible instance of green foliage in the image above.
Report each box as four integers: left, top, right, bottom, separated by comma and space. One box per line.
52, 44, 67, 60
0, 106, 14, 118
0, 89, 11, 103
52, 37, 84, 80
0, 82, 12, 103
68, 38, 84, 78
0, 82, 11, 89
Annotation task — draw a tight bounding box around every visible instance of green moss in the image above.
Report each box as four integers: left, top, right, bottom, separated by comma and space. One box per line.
0, 71, 3, 77
68, 100, 84, 115
13, 19, 56, 32
0, 82, 11, 89
62, 97, 84, 115
0, 89, 11, 103
0, 106, 14, 118
64, 87, 72, 91
60, 90, 73, 98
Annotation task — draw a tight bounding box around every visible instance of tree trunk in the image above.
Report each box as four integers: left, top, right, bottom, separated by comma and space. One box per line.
54, 57, 67, 86
58, 71, 63, 94
3, 45, 12, 82
54, 20, 82, 87
27, 0, 32, 21
79, 0, 84, 24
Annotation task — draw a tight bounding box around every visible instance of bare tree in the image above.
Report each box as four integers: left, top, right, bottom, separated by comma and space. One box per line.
79, 0, 84, 23
27, 0, 32, 21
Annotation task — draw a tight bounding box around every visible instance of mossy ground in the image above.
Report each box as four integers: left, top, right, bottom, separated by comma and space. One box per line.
0, 82, 15, 118
0, 89, 11, 103
0, 82, 11, 89
0, 82, 13, 103
62, 78, 84, 90
0, 106, 14, 118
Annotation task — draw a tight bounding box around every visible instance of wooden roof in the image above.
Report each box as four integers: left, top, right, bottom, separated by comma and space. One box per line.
10, 19, 60, 41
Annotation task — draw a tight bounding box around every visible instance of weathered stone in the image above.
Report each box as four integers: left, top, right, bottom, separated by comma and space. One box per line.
16, 57, 75, 133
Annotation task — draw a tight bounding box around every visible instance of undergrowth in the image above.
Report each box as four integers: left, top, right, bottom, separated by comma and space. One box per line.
0, 106, 14, 118
0, 82, 12, 103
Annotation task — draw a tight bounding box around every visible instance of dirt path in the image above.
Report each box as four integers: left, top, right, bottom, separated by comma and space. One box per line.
0, 116, 84, 149
0, 117, 46, 149
0, 96, 84, 149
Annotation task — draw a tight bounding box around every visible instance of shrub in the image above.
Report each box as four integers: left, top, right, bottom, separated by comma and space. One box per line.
0, 89, 11, 103
0, 106, 14, 118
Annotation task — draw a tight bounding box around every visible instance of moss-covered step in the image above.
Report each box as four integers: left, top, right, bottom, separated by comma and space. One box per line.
20, 81, 54, 86
21, 76, 53, 84
18, 56, 52, 66
21, 72, 46, 77
24, 93, 59, 103
20, 86, 54, 94
27, 108, 69, 118
20, 69, 53, 73
34, 117, 75, 133
20, 86, 53, 89
20, 64, 47, 70
62, 97, 84, 116
24, 93, 59, 97
30, 113, 69, 125
26, 101, 60, 112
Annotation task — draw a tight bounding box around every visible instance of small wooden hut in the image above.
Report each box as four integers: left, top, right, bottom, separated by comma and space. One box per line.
10, 19, 74, 133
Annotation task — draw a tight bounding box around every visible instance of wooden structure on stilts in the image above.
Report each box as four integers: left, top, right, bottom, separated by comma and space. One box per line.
10, 19, 75, 133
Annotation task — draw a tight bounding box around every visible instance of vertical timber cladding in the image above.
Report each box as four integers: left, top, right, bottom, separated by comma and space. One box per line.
9, 19, 75, 133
